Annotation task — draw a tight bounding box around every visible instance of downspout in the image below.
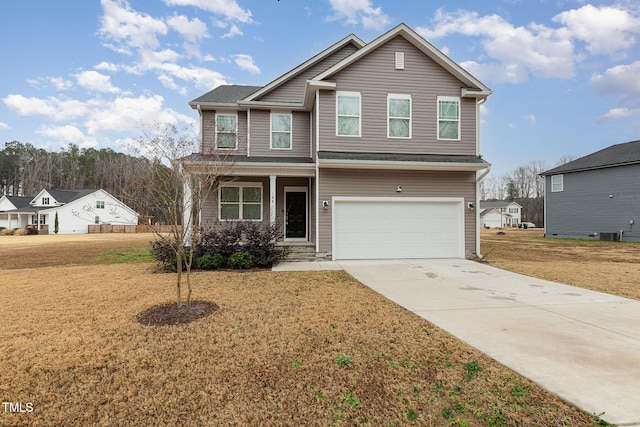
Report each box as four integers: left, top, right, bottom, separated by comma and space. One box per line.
196, 105, 203, 152
475, 97, 489, 258
247, 108, 251, 157
315, 89, 320, 254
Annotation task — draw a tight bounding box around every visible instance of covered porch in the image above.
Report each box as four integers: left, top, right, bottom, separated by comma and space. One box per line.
4, 207, 50, 234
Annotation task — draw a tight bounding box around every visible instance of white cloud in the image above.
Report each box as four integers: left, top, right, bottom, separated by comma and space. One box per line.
591, 61, 640, 96
553, 5, 640, 57
0, 122, 10, 130
37, 125, 87, 143
99, 0, 168, 54
3, 94, 88, 121
417, 10, 575, 83
327, 0, 390, 30
166, 14, 209, 42
26, 77, 73, 91
94, 61, 119, 72
221, 23, 243, 39
232, 54, 260, 74
162, 0, 252, 23
597, 107, 640, 123
75, 70, 121, 93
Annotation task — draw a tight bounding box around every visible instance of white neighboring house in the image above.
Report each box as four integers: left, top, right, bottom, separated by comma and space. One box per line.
0, 189, 138, 234
480, 201, 522, 228
0, 196, 32, 229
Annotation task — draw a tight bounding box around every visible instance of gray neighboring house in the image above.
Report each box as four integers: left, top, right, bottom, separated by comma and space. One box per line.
184, 23, 492, 260
540, 139, 640, 242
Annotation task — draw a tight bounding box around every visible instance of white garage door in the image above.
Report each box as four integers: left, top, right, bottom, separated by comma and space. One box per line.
333, 198, 464, 260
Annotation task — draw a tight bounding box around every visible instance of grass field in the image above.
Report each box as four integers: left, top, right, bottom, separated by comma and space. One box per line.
0, 232, 615, 426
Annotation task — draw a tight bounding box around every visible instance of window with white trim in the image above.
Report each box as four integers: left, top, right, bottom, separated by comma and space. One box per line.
551, 175, 563, 192
388, 94, 411, 138
215, 113, 237, 149
42, 197, 50, 205
271, 113, 292, 149
437, 96, 460, 140
219, 183, 262, 221
336, 92, 361, 137
96, 201, 105, 209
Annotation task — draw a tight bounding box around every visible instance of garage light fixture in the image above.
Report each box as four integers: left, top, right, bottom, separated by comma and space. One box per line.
396, 185, 402, 192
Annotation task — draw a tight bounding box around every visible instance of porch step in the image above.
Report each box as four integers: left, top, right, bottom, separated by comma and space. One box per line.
280, 243, 318, 262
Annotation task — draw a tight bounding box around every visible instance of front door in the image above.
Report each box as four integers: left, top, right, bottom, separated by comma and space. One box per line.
285, 191, 306, 239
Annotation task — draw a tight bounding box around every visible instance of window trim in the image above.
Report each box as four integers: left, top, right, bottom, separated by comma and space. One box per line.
96, 201, 105, 209
215, 112, 238, 150
387, 94, 412, 139
42, 197, 50, 205
219, 182, 263, 222
270, 112, 293, 150
437, 96, 461, 141
551, 174, 564, 192
336, 91, 361, 137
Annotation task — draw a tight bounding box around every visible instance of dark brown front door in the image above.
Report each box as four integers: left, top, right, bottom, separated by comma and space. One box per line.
286, 191, 306, 239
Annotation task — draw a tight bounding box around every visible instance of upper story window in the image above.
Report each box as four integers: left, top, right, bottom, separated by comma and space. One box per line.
551, 175, 564, 192
437, 96, 460, 140
215, 113, 237, 149
508, 207, 518, 214
388, 94, 411, 139
336, 91, 361, 137
42, 197, 50, 205
271, 113, 292, 149
219, 183, 263, 221
96, 201, 105, 209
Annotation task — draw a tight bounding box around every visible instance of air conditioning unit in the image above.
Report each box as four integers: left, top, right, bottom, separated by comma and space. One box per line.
599, 232, 619, 242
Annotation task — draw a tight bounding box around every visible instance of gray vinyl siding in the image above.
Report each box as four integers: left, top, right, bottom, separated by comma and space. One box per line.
545, 164, 640, 242
201, 110, 248, 155
256, 43, 360, 103
200, 177, 270, 228
248, 110, 311, 157
318, 36, 477, 156
318, 168, 477, 256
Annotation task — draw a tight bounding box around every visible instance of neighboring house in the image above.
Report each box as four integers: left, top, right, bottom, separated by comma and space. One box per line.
479, 201, 522, 228
540, 139, 640, 242
0, 189, 138, 234
0, 196, 32, 229
183, 24, 492, 260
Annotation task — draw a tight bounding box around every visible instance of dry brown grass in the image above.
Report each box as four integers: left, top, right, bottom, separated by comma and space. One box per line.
0, 234, 599, 426
481, 228, 640, 301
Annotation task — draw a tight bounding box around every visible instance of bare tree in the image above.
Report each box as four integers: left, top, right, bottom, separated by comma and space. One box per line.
130, 123, 232, 307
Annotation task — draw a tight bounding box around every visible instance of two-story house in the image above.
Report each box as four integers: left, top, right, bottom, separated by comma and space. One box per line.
183, 24, 492, 260
479, 201, 522, 228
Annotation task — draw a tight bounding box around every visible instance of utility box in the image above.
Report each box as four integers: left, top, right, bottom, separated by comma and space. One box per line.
599, 232, 619, 242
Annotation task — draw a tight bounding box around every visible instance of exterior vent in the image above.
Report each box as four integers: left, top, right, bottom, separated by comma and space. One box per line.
395, 52, 405, 70
599, 232, 619, 242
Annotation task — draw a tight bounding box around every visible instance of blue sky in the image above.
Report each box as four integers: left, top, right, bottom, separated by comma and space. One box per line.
1, 0, 639, 177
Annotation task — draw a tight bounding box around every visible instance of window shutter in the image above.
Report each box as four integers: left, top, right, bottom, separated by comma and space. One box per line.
395, 52, 405, 70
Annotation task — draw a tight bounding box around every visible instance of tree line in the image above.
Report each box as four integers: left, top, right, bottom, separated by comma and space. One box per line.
0, 141, 171, 223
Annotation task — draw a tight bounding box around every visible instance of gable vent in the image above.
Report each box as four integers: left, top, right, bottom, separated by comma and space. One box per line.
395, 52, 405, 70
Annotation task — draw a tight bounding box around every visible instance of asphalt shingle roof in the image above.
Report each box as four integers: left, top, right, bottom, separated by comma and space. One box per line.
317, 151, 489, 165
541, 139, 640, 175
190, 85, 263, 104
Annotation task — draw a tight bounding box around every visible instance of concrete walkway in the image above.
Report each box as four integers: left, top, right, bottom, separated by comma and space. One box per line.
274, 259, 640, 426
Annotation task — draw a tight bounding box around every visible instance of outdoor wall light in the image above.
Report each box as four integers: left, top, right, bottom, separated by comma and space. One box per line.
467, 202, 475, 211
322, 200, 329, 209
396, 185, 402, 192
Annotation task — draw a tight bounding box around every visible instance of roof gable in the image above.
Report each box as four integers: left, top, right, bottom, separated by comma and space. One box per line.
31, 189, 99, 206
312, 23, 491, 99
542, 139, 640, 175
189, 85, 262, 107
0, 195, 32, 210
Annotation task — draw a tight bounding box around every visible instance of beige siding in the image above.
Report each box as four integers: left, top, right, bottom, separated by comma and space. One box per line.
257, 43, 359, 103
201, 110, 248, 155
249, 111, 311, 157
318, 36, 477, 155
318, 168, 477, 257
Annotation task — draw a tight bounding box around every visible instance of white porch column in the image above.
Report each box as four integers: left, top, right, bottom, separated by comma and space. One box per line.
269, 175, 276, 226
7, 212, 11, 229
182, 167, 193, 247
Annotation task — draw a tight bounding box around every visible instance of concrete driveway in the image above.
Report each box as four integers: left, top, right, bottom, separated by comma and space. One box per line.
335, 259, 640, 426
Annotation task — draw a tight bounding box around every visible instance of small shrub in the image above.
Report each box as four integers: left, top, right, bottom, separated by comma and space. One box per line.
150, 237, 178, 267
228, 251, 254, 269
14, 228, 28, 236
195, 253, 226, 270
1, 228, 14, 236
169, 254, 189, 272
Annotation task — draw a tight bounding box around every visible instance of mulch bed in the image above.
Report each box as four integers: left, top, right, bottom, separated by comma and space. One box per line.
136, 300, 219, 326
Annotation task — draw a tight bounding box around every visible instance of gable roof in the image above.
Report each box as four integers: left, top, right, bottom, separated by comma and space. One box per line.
31, 189, 97, 205
480, 201, 522, 209
3, 196, 32, 209
312, 23, 492, 99
541, 139, 640, 175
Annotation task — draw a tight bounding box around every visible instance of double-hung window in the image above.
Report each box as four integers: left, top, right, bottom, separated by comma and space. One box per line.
220, 184, 262, 221
215, 113, 237, 149
551, 175, 563, 192
437, 96, 460, 140
271, 113, 292, 149
388, 94, 411, 138
336, 92, 361, 137
96, 201, 105, 209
